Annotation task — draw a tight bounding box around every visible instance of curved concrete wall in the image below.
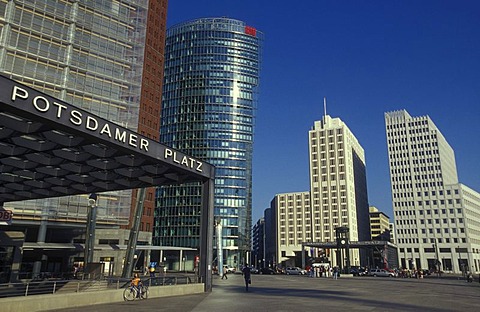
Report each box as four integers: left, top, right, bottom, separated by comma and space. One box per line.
0, 283, 205, 312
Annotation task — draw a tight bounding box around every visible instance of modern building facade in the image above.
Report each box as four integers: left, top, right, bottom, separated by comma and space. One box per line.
389, 222, 396, 244
0, 0, 168, 280
155, 18, 263, 269
308, 114, 371, 246
273, 191, 310, 267
263, 207, 276, 268
385, 110, 480, 273
272, 113, 371, 268
369, 206, 390, 240
251, 217, 265, 268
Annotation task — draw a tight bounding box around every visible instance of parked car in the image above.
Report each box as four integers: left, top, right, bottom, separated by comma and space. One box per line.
224, 265, 236, 273
350, 267, 367, 276
368, 269, 394, 277
285, 267, 307, 275
260, 267, 276, 274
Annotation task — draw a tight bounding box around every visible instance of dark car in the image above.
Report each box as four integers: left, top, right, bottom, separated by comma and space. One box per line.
350, 267, 366, 276
260, 267, 276, 275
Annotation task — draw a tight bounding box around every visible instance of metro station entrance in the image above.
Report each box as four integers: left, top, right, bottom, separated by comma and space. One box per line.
0, 76, 215, 291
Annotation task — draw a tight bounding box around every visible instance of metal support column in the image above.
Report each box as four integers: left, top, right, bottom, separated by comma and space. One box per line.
301, 244, 306, 269
84, 194, 98, 274
200, 178, 215, 292
122, 188, 146, 278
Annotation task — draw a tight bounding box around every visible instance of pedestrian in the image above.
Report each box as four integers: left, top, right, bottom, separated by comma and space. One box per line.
333, 266, 339, 280
242, 265, 251, 291
466, 272, 473, 283
149, 265, 156, 278
221, 266, 228, 279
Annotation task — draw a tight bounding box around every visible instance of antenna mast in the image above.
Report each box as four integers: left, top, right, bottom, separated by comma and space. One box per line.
323, 96, 327, 118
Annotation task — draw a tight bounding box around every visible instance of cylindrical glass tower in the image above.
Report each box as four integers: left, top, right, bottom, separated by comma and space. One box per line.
156, 17, 263, 269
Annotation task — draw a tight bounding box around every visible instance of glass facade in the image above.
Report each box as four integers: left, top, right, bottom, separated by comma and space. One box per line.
155, 18, 263, 267
0, 0, 148, 225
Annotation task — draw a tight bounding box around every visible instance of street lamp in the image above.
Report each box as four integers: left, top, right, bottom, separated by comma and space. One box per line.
84, 193, 98, 276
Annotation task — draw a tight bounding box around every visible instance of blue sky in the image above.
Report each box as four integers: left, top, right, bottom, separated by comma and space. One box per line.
167, 0, 480, 222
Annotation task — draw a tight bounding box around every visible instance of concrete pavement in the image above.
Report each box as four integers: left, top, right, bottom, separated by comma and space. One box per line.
53, 273, 480, 312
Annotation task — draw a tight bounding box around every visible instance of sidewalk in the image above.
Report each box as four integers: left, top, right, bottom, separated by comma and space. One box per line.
54, 273, 480, 312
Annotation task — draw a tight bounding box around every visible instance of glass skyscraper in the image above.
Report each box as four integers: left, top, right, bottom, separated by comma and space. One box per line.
156, 17, 263, 268
0, 0, 151, 225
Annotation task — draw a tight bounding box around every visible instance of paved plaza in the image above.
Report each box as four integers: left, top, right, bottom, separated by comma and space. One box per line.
54, 273, 480, 312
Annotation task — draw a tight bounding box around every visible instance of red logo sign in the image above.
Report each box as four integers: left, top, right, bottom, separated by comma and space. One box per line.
245, 26, 256, 37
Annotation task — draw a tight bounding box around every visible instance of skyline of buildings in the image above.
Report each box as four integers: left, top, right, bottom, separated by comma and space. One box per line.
1, 0, 479, 283
154, 17, 263, 267
254, 108, 480, 273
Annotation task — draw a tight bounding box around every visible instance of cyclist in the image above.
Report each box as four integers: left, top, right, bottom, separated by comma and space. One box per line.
130, 273, 143, 298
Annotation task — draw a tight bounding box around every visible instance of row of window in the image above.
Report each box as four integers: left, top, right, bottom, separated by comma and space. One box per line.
398, 226, 465, 235
399, 247, 474, 254
396, 208, 462, 216
392, 181, 444, 190
396, 217, 464, 226
398, 237, 466, 244
310, 128, 343, 137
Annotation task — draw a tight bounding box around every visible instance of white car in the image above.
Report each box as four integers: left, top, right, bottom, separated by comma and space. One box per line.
368, 269, 394, 277
224, 265, 236, 273
285, 267, 306, 275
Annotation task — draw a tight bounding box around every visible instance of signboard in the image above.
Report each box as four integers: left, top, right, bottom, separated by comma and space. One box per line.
0, 76, 211, 178
0, 208, 13, 225
245, 26, 256, 36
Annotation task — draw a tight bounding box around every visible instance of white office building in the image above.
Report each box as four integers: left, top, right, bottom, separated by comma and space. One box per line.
385, 110, 480, 273
274, 113, 370, 267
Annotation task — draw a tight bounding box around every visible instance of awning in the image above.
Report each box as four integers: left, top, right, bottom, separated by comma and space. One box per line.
0, 75, 214, 203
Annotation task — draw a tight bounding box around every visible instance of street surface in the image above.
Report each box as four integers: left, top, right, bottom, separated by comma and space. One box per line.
53, 273, 480, 312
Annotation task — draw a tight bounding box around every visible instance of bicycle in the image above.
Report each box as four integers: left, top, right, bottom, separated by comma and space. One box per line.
123, 284, 149, 301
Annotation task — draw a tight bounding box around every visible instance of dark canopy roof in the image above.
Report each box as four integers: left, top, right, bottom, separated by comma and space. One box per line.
0, 75, 214, 203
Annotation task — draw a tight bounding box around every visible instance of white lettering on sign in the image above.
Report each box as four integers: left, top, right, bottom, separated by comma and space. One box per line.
11, 86, 149, 152
164, 148, 203, 172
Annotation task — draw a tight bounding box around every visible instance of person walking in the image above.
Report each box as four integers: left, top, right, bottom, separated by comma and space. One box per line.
221, 266, 228, 279
242, 265, 252, 291
333, 266, 339, 280
466, 272, 473, 283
